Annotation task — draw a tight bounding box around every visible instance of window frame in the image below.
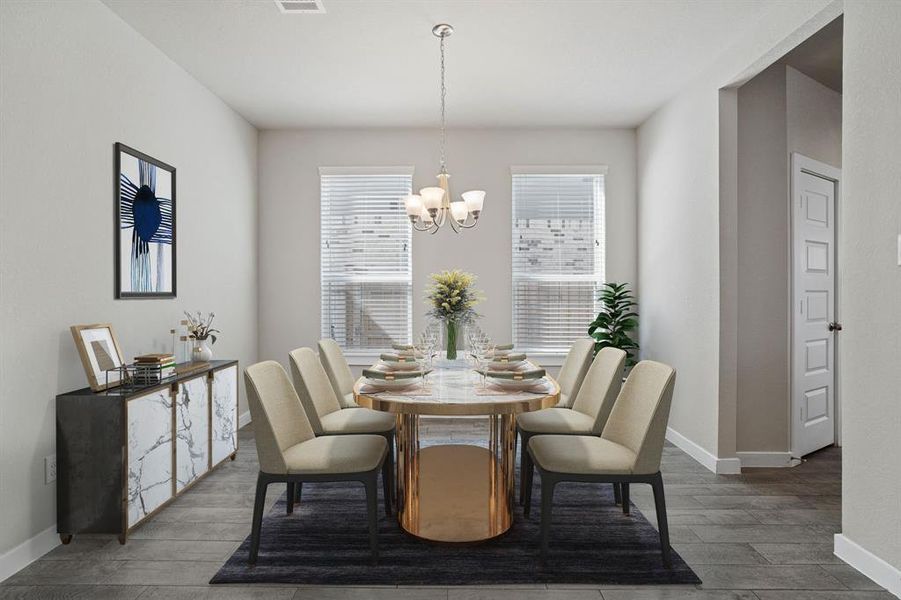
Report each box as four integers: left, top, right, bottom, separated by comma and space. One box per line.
510, 165, 607, 355
319, 166, 414, 356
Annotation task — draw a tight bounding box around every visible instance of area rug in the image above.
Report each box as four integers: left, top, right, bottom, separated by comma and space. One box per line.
210, 470, 701, 585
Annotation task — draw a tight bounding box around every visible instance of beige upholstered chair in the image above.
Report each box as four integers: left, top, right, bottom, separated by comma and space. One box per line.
318, 338, 358, 408
244, 360, 390, 564
554, 338, 595, 408
289, 347, 396, 504
516, 347, 626, 503
523, 360, 677, 566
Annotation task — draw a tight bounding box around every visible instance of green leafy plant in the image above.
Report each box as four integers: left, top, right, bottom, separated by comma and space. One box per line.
588, 282, 639, 366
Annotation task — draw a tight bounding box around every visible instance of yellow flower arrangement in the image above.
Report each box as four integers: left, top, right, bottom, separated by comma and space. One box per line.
425, 269, 483, 359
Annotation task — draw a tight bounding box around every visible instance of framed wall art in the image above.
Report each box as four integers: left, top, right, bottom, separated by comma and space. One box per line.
115, 143, 176, 299
70, 323, 126, 391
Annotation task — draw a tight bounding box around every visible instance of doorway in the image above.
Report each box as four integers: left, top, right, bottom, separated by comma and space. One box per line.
791, 153, 841, 458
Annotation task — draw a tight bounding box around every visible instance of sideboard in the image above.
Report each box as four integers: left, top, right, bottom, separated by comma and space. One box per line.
56, 360, 239, 544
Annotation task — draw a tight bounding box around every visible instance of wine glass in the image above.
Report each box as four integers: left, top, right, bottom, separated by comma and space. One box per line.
414, 330, 432, 389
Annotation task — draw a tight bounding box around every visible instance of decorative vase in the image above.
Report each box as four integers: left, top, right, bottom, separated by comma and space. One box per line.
193, 339, 213, 362
445, 321, 458, 360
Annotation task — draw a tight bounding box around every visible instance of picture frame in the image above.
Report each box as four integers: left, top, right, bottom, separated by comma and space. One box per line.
70, 323, 127, 392
114, 143, 176, 299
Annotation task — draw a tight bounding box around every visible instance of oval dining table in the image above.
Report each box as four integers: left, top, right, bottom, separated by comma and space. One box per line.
354, 365, 560, 543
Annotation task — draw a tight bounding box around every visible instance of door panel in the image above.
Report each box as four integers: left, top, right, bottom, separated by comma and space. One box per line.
211, 365, 238, 465
127, 389, 173, 527
792, 160, 837, 457
175, 375, 209, 492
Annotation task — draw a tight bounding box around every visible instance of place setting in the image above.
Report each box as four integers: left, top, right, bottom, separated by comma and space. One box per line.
466, 326, 555, 396
357, 326, 440, 396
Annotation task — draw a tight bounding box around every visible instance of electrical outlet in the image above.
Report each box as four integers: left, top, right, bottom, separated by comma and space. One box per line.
44, 455, 57, 484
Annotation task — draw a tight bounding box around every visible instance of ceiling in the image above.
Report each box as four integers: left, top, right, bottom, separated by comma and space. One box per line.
778, 16, 842, 92
102, 0, 789, 129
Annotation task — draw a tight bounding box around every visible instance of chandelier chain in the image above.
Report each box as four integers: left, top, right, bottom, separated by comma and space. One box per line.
439, 32, 447, 175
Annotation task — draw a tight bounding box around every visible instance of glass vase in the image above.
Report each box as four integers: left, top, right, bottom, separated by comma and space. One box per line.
445, 321, 458, 360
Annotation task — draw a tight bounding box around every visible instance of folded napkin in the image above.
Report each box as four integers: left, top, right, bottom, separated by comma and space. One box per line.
379, 352, 418, 363
361, 367, 425, 380
492, 343, 515, 353
485, 352, 527, 365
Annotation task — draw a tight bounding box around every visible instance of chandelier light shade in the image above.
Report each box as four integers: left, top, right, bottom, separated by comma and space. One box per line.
406, 23, 485, 234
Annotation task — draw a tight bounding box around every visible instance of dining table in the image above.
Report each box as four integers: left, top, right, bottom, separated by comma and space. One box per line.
354, 363, 560, 543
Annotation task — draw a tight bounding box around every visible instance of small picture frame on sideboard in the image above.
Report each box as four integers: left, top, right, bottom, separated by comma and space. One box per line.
70, 323, 126, 392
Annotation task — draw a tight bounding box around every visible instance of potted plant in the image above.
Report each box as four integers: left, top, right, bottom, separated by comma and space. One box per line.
588, 282, 639, 367
425, 269, 482, 360
185, 311, 219, 362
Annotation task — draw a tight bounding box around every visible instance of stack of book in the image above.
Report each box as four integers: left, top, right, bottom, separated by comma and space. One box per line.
133, 353, 176, 384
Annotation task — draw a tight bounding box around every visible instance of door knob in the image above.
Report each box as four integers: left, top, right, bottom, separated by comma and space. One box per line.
828, 322, 843, 332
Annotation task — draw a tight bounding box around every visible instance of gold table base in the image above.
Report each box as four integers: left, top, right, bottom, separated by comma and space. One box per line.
396, 414, 516, 542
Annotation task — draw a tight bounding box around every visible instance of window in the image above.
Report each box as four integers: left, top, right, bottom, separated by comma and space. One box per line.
320, 167, 413, 352
511, 168, 606, 353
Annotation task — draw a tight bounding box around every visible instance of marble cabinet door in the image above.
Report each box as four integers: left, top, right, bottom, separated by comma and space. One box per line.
211, 365, 238, 465
175, 375, 209, 492
127, 388, 173, 527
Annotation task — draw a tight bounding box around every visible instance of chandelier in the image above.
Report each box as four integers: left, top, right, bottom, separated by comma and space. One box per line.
404, 24, 485, 234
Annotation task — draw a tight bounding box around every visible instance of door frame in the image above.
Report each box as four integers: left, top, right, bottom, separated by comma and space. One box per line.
789, 152, 842, 458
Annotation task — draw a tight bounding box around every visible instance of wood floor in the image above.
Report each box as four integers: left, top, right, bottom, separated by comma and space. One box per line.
1, 419, 891, 600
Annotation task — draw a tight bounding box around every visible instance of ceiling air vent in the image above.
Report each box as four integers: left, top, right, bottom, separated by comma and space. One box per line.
275, 0, 325, 14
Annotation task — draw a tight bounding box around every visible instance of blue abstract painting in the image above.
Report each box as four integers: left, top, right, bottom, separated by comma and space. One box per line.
115, 144, 176, 298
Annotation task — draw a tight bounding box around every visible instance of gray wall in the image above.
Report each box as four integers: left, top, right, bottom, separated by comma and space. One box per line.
0, 0, 258, 557
636, 0, 837, 461
257, 128, 636, 369
839, 0, 901, 572
735, 65, 841, 453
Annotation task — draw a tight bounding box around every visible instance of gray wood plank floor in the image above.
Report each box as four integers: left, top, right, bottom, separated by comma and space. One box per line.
2, 419, 891, 600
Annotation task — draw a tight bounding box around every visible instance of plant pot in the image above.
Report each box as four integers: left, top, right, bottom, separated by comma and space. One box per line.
193, 339, 213, 362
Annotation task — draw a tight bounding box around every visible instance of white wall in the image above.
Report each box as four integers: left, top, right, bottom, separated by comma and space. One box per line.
735, 65, 841, 454
258, 128, 636, 369
838, 0, 901, 579
0, 0, 258, 561
637, 0, 839, 462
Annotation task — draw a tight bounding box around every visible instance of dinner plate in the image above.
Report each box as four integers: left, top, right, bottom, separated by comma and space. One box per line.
484, 358, 527, 370
485, 376, 549, 392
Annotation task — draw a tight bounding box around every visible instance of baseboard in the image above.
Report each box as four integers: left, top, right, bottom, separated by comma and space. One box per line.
736, 451, 801, 468
834, 534, 901, 598
0, 525, 59, 583
665, 427, 741, 475
238, 410, 252, 429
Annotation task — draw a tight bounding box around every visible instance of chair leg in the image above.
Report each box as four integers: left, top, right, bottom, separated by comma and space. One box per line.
387, 432, 396, 506
621, 482, 630, 514
518, 430, 528, 504
651, 472, 672, 568
613, 482, 622, 505
523, 450, 535, 517
294, 482, 303, 505
286, 482, 295, 514
539, 478, 556, 566
249, 473, 268, 564
381, 456, 393, 517
365, 474, 379, 564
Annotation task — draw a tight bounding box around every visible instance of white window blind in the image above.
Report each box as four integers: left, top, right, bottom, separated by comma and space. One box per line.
320, 170, 412, 352
512, 172, 605, 353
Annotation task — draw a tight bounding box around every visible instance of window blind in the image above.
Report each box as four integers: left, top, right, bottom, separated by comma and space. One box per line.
320, 171, 412, 351
512, 173, 605, 353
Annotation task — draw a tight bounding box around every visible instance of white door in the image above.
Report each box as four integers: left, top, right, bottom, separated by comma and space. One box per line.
791, 154, 840, 458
